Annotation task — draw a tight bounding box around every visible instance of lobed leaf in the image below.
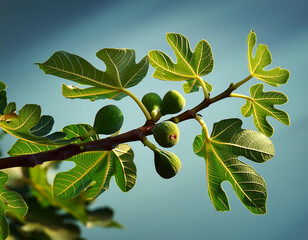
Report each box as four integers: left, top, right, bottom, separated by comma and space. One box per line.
247, 30, 289, 86
241, 83, 290, 137
193, 118, 274, 214
149, 33, 213, 93
8, 124, 97, 157
53, 144, 136, 200
37, 49, 149, 101
0, 171, 28, 239
0, 104, 77, 146
8, 124, 100, 224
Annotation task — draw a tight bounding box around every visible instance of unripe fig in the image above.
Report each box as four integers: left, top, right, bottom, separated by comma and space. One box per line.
142, 93, 162, 116
160, 90, 185, 115
153, 148, 181, 179
93, 105, 124, 134
151, 121, 179, 148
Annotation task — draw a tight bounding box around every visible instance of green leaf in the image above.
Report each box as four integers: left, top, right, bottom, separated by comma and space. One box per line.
37, 49, 149, 101
193, 118, 274, 214
149, 33, 213, 93
8, 140, 56, 158
110, 144, 136, 192
29, 115, 54, 137
8, 124, 99, 224
183, 79, 212, 93
8, 124, 97, 157
247, 30, 289, 86
21, 197, 81, 240
53, 144, 136, 200
3, 102, 16, 115
0, 91, 7, 115
29, 166, 88, 223
62, 85, 127, 101
0, 104, 80, 147
86, 207, 124, 229
0, 82, 6, 91
0, 171, 28, 239
241, 84, 290, 137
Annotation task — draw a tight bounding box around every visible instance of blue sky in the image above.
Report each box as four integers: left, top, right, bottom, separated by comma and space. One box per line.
1, 0, 308, 239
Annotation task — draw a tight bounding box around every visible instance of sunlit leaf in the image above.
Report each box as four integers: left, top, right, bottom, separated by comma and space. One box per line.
183, 79, 212, 93
53, 144, 136, 200
62, 84, 126, 101
8, 124, 97, 157
149, 33, 213, 93
3, 102, 16, 115
37, 49, 149, 101
0, 171, 28, 239
8, 124, 99, 224
8, 141, 55, 158
110, 144, 136, 192
247, 30, 289, 86
241, 84, 290, 137
193, 118, 274, 214
0, 104, 75, 146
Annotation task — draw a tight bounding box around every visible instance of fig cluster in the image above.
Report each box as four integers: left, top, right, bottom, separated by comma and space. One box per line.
142, 90, 185, 120
141, 92, 162, 118
160, 90, 186, 115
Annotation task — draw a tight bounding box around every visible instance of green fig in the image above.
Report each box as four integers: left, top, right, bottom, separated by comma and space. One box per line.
152, 121, 179, 148
160, 90, 185, 115
93, 105, 124, 134
80, 105, 124, 140
142, 92, 162, 117
154, 148, 181, 179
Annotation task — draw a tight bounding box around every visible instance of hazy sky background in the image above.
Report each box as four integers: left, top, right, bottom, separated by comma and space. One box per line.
1, 0, 307, 239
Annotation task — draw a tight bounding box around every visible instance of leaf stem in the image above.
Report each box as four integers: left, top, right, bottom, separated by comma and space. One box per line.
196, 76, 209, 99
121, 89, 152, 120
79, 129, 97, 141
141, 137, 157, 151
232, 75, 253, 90
152, 111, 163, 122
195, 115, 210, 142
229, 93, 253, 101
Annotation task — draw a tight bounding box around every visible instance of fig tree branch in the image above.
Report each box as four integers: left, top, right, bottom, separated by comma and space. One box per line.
0, 77, 248, 170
